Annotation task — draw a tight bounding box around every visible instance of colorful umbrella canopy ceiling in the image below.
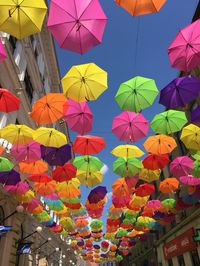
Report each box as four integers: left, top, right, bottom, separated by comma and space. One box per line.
0, 88, 20, 112
73, 135, 105, 155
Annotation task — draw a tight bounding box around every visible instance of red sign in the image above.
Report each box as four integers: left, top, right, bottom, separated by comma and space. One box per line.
163, 228, 197, 260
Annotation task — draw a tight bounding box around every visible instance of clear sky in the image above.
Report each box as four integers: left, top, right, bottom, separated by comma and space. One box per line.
53, 0, 199, 224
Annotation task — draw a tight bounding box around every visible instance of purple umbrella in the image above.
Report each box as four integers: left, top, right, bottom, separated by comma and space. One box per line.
191, 106, 200, 125
88, 186, 107, 203
159, 75, 200, 108
0, 170, 20, 185
41, 144, 72, 166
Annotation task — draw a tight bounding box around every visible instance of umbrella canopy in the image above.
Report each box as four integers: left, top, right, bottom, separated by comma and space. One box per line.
52, 163, 76, 182
146, 200, 161, 211
142, 154, 170, 170
143, 134, 177, 155
34, 180, 56, 196
0, 170, 20, 185
180, 175, 200, 186
16, 190, 35, 203
159, 178, 179, 194
191, 106, 200, 125
31, 93, 66, 125
180, 124, 200, 151
4, 181, 29, 196
0, 0, 47, 39
63, 99, 93, 135
19, 160, 48, 175
112, 111, 149, 142
41, 144, 72, 166
115, 76, 158, 112
73, 156, 103, 172
168, 19, 200, 72
88, 186, 107, 204
76, 170, 103, 187
135, 184, 155, 197
113, 157, 142, 177
33, 127, 67, 148
115, 0, 166, 16
192, 161, 200, 177
161, 198, 176, 210
139, 168, 161, 183
150, 110, 187, 135
159, 75, 200, 109
0, 124, 34, 145
170, 156, 193, 177
22, 198, 40, 211
61, 63, 108, 102
56, 178, 81, 198
0, 88, 20, 112
0, 157, 13, 172
48, 0, 107, 54
27, 173, 52, 183
11, 141, 41, 163
111, 144, 144, 158
112, 178, 132, 197
0, 40, 7, 64
73, 135, 105, 155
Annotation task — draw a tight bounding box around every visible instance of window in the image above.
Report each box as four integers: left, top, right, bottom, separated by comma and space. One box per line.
178, 255, 185, 266
9, 36, 17, 53
168, 259, 173, 266
24, 70, 33, 103
190, 249, 200, 266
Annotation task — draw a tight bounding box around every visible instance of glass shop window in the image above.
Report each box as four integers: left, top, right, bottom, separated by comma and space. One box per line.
190, 249, 200, 266
178, 255, 186, 266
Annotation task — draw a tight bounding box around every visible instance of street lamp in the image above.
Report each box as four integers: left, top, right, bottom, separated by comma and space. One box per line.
17, 226, 43, 242
0, 205, 24, 223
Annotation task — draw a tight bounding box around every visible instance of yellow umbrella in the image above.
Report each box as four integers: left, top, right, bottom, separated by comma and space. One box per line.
0, 0, 47, 40
59, 217, 74, 229
15, 190, 35, 203
56, 178, 80, 198
0, 124, 34, 145
33, 127, 67, 148
129, 194, 149, 210
111, 144, 144, 158
76, 170, 103, 187
61, 63, 108, 102
139, 168, 161, 183
180, 124, 200, 151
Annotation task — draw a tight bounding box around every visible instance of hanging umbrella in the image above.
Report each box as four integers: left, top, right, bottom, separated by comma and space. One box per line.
115, 0, 166, 16
19, 160, 48, 175
75, 219, 89, 228
0, 170, 20, 185
41, 144, 72, 166
22, 198, 40, 212
112, 178, 132, 197
112, 111, 149, 142
161, 198, 176, 210
31, 93, 66, 125
179, 175, 200, 186
143, 134, 177, 155
146, 200, 161, 211
170, 156, 193, 177
113, 157, 142, 177
128, 195, 149, 210
142, 154, 170, 170
63, 99, 93, 135
150, 110, 187, 135
168, 19, 200, 72
52, 163, 76, 182
88, 186, 107, 204
0, 157, 13, 172
139, 168, 160, 183
125, 175, 139, 189
16, 190, 35, 203
191, 106, 200, 126
135, 184, 155, 197
0, 40, 7, 64
192, 161, 200, 177
159, 178, 179, 194
30, 205, 43, 215
0, 88, 20, 112
0, 124, 34, 145
60, 217, 74, 229
111, 144, 144, 158
76, 170, 103, 187
180, 124, 200, 151
44, 198, 65, 212
159, 75, 200, 109
48, 0, 107, 54
4, 181, 29, 196
61, 63, 108, 101
27, 173, 52, 183
34, 180, 56, 196
73, 135, 105, 155
73, 156, 103, 172
11, 141, 41, 163
56, 178, 81, 198
35, 210, 50, 222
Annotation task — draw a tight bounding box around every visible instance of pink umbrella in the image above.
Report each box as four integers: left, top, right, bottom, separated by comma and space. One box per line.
112, 194, 131, 208
0, 39, 7, 64
146, 200, 161, 210
11, 141, 41, 163
22, 197, 40, 211
47, 0, 107, 54
112, 111, 149, 142
43, 193, 59, 200
63, 99, 93, 135
170, 156, 193, 177
4, 181, 29, 196
168, 19, 200, 72
179, 175, 200, 186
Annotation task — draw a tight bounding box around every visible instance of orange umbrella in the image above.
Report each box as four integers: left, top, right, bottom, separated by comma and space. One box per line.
30, 93, 66, 125
0, 146, 4, 155
159, 178, 179, 194
75, 219, 89, 228
30, 205, 44, 215
34, 180, 56, 196
19, 160, 48, 174
112, 178, 132, 197
56, 179, 81, 198
143, 134, 177, 155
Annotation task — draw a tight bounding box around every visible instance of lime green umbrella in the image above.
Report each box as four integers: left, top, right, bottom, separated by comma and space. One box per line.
116, 229, 128, 238
61, 196, 81, 204
115, 76, 158, 112
192, 151, 200, 161
90, 219, 103, 229
73, 156, 103, 172
151, 110, 188, 134
113, 157, 142, 177
161, 198, 176, 209
0, 157, 14, 172
192, 160, 200, 177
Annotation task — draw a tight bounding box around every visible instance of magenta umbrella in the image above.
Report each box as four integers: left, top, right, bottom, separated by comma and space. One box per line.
112, 111, 149, 142
11, 141, 41, 163
179, 175, 200, 186
63, 99, 93, 135
0, 39, 6, 64
4, 181, 29, 196
146, 200, 161, 210
47, 0, 107, 54
170, 156, 193, 177
168, 19, 200, 72
22, 197, 40, 211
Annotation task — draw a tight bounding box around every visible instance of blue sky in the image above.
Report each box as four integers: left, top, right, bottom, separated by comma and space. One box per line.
54, 0, 199, 223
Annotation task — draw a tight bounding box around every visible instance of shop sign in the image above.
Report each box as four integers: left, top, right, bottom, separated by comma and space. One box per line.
163, 228, 197, 260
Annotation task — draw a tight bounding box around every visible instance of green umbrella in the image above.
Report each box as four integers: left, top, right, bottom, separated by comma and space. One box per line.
116, 229, 128, 238
90, 219, 103, 229
113, 157, 142, 177
115, 76, 158, 112
0, 157, 14, 172
161, 198, 176, 209
73, 155, 103, 172
192, 151, 200, 161
150, 110, 188, 135
116, 255, 123, 262
192, 160, 200, 177
61, 196, 81, 204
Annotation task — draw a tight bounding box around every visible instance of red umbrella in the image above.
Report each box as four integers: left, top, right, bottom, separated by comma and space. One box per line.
73, 135, 105, 155
135, 184, 155, 197
142, 154, 170, 170
28, 174, 52, 183
0, 88, 20, 112
52, 163, 77, 182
